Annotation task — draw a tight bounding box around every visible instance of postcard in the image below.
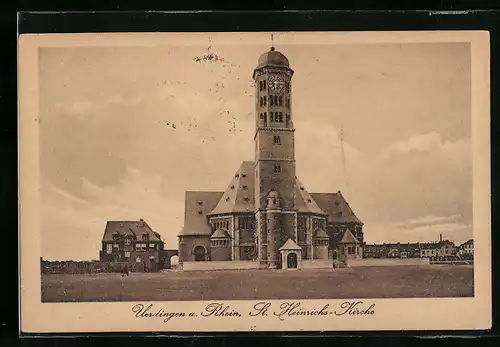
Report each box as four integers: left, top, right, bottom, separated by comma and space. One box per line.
19, 31, 491, 333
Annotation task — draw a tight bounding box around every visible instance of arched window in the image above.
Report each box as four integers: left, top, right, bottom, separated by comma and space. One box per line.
270, 112, 274, 122
260, 97, 263, 106
263, 96, 267, 106
274, 95, 278, 105
259, 81, 263, 91
270, 95, 274, 106
273, 135, 281, 144
278, 96, 283, 106
260, 113, 263, 119
263, 80, 266, 90
264, 112, 267, 123
279, 112, 283, 122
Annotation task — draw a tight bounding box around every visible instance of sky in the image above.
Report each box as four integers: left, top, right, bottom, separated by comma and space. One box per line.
38, 35, 472, 260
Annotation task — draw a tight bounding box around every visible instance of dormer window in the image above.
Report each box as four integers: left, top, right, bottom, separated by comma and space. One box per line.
243, 184, 248, 189
244, 197, 250, 202
242, 174, 247, 178
198, 210, 203, 215
300, 187, 304, 190
230, 185, 235, 189
225, 197, 230, 201
235, 174, 239, 178
197, 200, 203, 205
307, 198, 312, 203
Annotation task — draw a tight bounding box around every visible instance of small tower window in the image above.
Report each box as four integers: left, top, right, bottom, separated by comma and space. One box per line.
270, 112, 274, 122
279, 112, 283, 122
263, 80, 266, 90
274, 95, 278, 105
264, 112, 267, 123
243, 184, 248, 189
273, 135, 281, 144
260, 113, 263, 119
274, 165, 281, 173
260, 97, 263, 107
259, 81, 263, 91
286, 113, 290, 121
278, 96, 283, 106
270, 95, 274, 106
263, 96, 267, 106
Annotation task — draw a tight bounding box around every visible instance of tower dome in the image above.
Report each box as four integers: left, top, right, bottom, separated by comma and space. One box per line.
256, 47, 290, 70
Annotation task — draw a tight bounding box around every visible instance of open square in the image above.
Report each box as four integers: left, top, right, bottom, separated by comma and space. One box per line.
41, 265, 474, 302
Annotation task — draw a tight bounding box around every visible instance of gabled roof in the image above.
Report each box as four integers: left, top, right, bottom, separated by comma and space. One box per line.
295, 178, 327, 215
102, 220, 163, 242
313, 227, 329, 239
311, 192, 363, 225
460, 239, 474, 247
279, 238, 302, 251
207, 161, 255, 215
339, 229, 359, 244
179, 191, 223, 236
211, 229, 231, 239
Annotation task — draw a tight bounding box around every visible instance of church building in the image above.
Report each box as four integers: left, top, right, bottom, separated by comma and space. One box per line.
178, 46, 364, 269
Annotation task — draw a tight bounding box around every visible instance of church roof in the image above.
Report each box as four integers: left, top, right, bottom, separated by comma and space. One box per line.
207, 161, 255, 215
179, 191, 223, 236
211, 229, 231, 239
102, 220, 163, 242
279, 238, 302, 251
339, 229, 359, 244
295, 178, 327, 215
311, 192, 363, 225
255, 47, 290, 71
181, 165, 362, 237
313, 227, 329, 239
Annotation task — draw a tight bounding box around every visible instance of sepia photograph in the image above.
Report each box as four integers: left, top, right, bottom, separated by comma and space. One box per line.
19, 31, 491, 332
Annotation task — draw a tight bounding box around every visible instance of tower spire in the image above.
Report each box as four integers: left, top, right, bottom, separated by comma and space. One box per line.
270, 33, 275, 50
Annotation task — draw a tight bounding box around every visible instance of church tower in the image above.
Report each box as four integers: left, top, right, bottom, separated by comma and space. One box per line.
253, 46, 297, 268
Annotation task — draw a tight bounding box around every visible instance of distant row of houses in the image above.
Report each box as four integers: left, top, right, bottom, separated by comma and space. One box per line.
363, 234, 474, 259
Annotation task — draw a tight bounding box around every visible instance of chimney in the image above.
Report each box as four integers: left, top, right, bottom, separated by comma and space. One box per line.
440, 234, 443, 242
139, 218, 145, 227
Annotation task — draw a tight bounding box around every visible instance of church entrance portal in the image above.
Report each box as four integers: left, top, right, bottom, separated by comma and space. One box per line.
287, 252, 298, 269
193, 246, 206, 261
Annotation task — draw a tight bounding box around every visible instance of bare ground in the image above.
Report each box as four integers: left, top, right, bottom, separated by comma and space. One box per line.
41, 265, 474, 302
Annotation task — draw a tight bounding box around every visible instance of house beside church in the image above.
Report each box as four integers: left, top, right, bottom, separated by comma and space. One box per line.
100, 219, 165, 272
178, 46, 364, 270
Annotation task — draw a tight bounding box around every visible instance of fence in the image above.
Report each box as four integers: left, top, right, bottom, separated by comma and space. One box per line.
181, 260, 265, 271
41, 260, 148, 274
347, 258, 430, 267
430, 260, 473, 265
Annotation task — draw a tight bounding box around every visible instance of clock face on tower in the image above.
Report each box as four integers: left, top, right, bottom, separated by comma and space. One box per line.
268, 75, 284, 93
